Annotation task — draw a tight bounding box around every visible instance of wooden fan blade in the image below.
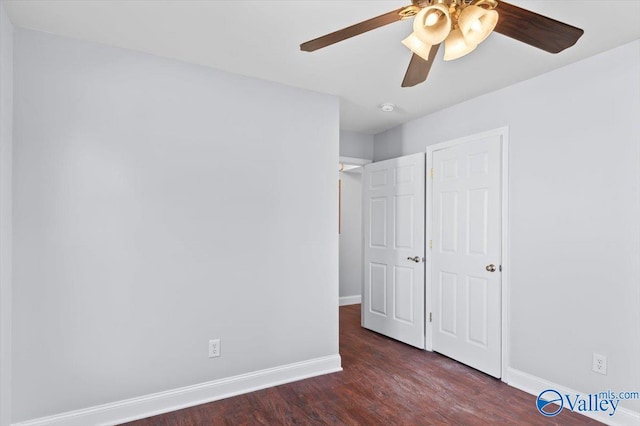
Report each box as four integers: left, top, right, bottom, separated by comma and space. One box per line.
402, 44, 440, 88
300, 7, 408, 52
494, 1, 584, 54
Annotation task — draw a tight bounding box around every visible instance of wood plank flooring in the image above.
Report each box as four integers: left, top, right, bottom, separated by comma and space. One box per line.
122, 304, 599, 425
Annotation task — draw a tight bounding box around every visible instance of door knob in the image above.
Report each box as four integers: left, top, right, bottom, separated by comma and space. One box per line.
407, 256, 421, 263
486, 264, 496, 272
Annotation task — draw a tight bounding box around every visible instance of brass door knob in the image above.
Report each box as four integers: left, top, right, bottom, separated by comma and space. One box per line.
486, 264, 496, 272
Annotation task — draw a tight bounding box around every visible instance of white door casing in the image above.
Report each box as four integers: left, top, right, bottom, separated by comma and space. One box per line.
362, 153, 425, 349
428, 132, 504, 378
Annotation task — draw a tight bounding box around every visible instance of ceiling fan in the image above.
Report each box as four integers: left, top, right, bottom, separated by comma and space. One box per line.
300, 0, 584, 87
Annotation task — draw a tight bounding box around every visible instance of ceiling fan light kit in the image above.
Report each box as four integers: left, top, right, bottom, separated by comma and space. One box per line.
410, 0, 497, 62
458, 5, 499, 45
401, 33, 433, 62
413, 4, 452, 45
300, 0, 584, 87
443, 27, 477, 61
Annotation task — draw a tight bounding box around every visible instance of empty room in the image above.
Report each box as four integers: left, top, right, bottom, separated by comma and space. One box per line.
0, 1, 639, 425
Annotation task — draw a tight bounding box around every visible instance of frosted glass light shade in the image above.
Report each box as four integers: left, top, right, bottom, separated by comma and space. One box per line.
458, 5, 498, 46
413, 4, 452, 45
402, 33, 433, 62
443, 28, 477, 61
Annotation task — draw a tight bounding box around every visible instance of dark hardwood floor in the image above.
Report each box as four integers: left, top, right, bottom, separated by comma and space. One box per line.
123, 304, 599, 425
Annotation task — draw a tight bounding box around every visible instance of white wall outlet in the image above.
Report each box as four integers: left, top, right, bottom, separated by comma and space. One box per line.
208, 339, 220, 358
592, 353, 607, 375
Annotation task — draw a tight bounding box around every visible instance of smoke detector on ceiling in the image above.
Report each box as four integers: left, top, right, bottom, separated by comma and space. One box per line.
379, 103, 395, 112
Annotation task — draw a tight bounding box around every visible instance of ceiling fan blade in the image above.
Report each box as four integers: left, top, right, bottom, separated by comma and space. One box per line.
402, 45, 440, 88
300, 7, 409, 52
494, 1, 584, 54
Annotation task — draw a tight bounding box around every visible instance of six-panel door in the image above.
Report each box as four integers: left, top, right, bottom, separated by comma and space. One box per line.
430, 135, 502, 378
363, 153, 425, 349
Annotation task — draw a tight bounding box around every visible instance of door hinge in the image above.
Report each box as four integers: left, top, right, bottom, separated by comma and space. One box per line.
429, 168, 434, 178
428, 240, 432, 249
429, 312, 432, 323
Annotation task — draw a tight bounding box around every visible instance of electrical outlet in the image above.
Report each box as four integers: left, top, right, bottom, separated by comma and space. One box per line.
209, 339, 220, 358
592, 353, 607, 375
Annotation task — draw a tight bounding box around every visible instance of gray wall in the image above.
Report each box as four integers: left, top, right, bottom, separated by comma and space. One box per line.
0, 4, 13, 426
338, 130, 372, 301
339, 170, 362, 299
374, 40, 640, 411
12, 29, 340, 422
340, 130, 373, 160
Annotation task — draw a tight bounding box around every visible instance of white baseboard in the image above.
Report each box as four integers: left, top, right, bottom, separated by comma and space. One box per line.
13, 355, 342, 426
339, 295, 361, 306
505, 367, 640, 426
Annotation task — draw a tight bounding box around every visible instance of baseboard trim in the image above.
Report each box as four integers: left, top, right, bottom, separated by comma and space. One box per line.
505, 367, 640, 426
13, 355, 342, 426
339, 295, 361, 306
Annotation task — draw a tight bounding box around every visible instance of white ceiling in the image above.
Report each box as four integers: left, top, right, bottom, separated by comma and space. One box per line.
5, 0, 640, 134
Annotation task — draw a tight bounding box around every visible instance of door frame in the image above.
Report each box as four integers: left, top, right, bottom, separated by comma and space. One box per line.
424, 126, 510, 379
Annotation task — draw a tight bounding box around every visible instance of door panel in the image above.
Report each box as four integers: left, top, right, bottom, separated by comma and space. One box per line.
468, 188, 488, 255
431, 135, 502, 378
467, 275, 488, 347
370, 198, 387, 247
369, 263, 387, 315
439, 271, 458, 336
440, 192, 458, 252
394, 195, 414, 249
393, 266, 414, 323
363, 153, 425, 349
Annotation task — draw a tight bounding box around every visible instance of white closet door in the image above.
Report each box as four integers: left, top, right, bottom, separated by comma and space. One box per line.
431, 135, 502, 377
363, 153, 425, 349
